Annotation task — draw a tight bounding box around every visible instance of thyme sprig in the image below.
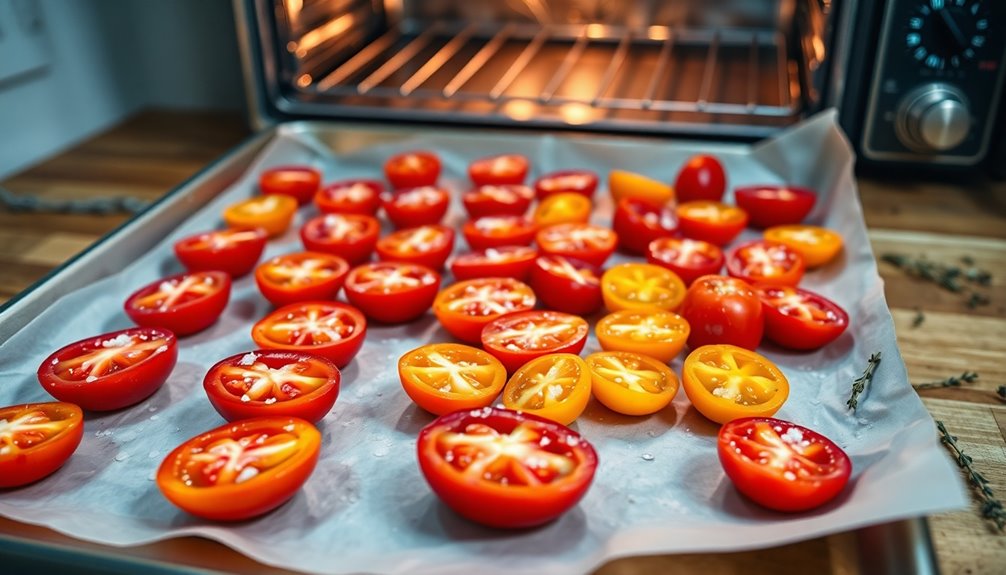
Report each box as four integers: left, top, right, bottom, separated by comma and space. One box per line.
914, 371, 979, 390
936, 421, 1006, 531
911, 308, 925, 328
847, 352, 882, 411
881, 253, 992, 308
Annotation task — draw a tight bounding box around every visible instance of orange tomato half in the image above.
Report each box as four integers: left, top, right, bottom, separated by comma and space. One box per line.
763, 225, 844, 268
681, 344, 789, 424
601, 262, 686, 313
586, 351, 679, 416
502, 353, 591, 426
595, 309, 690, 363
533, 193, 592, 226
608, 170, 674, 206
398, 343, 506, 415
223, 195, 298, 238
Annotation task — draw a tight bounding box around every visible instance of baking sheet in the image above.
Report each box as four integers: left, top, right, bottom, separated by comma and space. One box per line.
0, 111, 967, 575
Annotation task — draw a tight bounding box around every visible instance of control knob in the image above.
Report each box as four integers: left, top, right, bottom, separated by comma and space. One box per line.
896, 84, 971, 152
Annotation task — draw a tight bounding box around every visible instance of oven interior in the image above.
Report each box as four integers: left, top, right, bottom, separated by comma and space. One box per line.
248, 0, 834, 138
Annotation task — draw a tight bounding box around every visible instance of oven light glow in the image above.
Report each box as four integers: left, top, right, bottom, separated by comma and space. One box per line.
559, 103, 596, 126
293, 14, 355, 57
502, 100, 536, 122
586, 24, 607, 39
647, 26, 670, 41
297, 74, 312, 88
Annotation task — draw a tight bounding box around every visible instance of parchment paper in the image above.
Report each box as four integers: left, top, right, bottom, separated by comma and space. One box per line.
0, 110, 967, 575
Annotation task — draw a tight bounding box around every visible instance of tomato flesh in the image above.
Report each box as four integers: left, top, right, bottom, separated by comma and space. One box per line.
0, 402, 84, 488
398, 343, 506, 415
726, 240, 805, 287
343, 262, 441, 324
734, 186, 816, 228
174, 228, 267, 278
481, 311, 589, 373
756, 285, 849, 351
251, 302, 367, 367
682, 344, 789, 424
124, 271, 231, 336
647, 237, 724, 286
528, 255, 603, 316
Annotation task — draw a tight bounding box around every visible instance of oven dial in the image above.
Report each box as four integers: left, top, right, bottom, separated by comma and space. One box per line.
896, 84, 971, 152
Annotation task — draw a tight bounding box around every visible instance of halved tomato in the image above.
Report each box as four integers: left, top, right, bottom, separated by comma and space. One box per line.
124, 271, 230, 336
37, 327, 178, 411
679, 275, 763, 350
608, 169, 673, 206
536, 223, 617, 267
203, 350, 340, 423
755, 285, 849, 351
481, 311, 589, 373
734, 186, 816, 229
681, 344, 789, 424
259, 166, 321, 205
763, 225, 844, 269
601, 262, 686, 313
254, 252, 350, 307
528, 255, 603, 316
398, 343, 506, 415
718, 417, 852, 512
462, 185, 534, 218
612, 197, 677, 255
251, 302, 366, 367
376, 224, 455, 270
676, 201, 747, 246
222, 194, 298, 238
449, 246, 538, 281
417, 407, 597, 528
385, 151, 441, 189
157, 416, 321, 521
0, 402, 84, 488
532, 193, 592, 227
595, 309, 690, 363
299, 213, 380, 265
585, 351, 679, 416
314, 179, 383, 216
502, 353, 591, 425
647, 237, 724, 286
433, 277, 536, 343
674, 155, 726, 203
469, 154, 529, 186
534, 169, 598, 200
381, 186, 450, 229
174, 227, 267, 278
462, 216, 537, 251
343, 262, 441, 324
726, 240, 805, 287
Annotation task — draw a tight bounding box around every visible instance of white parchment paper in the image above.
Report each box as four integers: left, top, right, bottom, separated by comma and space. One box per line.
0, 111, 967, 574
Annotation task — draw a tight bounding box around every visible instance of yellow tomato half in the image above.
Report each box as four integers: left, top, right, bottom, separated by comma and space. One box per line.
595, 309, 690, 363
681, 344, 789, 424
601, 262, 686, 312
586, 351, 679, 416
502, 353, 591, 425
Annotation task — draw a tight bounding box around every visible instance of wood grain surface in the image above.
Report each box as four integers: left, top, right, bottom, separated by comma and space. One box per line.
0, 110, 1003, 574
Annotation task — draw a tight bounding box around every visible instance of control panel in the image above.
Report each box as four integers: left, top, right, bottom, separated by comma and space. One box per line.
862, 0, 1006, 165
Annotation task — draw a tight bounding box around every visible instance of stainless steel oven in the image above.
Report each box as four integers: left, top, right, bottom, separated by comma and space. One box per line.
235, 0, 1006, 170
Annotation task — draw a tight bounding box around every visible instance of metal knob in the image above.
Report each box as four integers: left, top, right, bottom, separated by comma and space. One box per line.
896, 84, 971, 152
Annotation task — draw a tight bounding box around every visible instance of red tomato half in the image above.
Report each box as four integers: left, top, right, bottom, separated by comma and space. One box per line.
726, 240, 805, 287
679, 275, 763, 350
385, 151, 441, 189
449, 246, 538, 281
647, 237, 724, 286
381, 186, 450, 229
481, 311, 588, 373
536, 223, 617, 267
203, 350, 340, 423
462, 216, 537, 250
529, 255, 603, 316
0, 402, 84, 488
314, 179, 384, 215
255, 252, 350, 307
734, 186, 816, 229
37, 327, 178, 411
463, 185, 534, 218
252, 302, 367, 367
157, 416, 321, 520
755, 285, 849, 351
259, 165, 321, 205
433, 277, 536, 343
612, 197, 678, 255
376, 225, 455, 270
343, 262, 441, 324
173, 228, 267, 278
674, 155, 727, 203
124, 271, 230, 336
468, 154, 529, 186
417, 407, 597, 528
533, 169, 598, 199
676, 201, 748, 247
719, 417, 852, 512
300, 213, 380, 265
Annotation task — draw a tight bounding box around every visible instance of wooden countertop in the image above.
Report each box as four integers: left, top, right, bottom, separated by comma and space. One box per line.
1, 110, 1004, 574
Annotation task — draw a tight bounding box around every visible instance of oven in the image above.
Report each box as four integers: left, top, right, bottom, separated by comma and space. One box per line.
235, 0, 1006, 170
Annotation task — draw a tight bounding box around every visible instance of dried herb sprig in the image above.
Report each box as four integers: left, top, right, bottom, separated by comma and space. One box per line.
881, 253, 992, 308
913, 371, 979, 390
911, 308, 925, 328
936, 421, 1006, 531
847, 352, 882, 411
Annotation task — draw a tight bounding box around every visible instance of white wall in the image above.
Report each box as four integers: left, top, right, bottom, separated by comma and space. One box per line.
0, 0, 244, 179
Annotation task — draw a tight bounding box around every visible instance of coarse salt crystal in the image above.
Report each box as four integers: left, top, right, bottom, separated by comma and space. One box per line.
238, 352, 259, 366
101, 334, 134, 348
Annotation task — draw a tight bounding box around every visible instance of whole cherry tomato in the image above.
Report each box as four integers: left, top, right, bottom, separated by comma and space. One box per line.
462, 185, 534, 218
157, 416, 321, 521
381, 186, 450, 228
646, 237, 724, 286
594, 309, 690, 363
764, 225, 844, 269
255, 252, 350, 307
174, 227, 267, 278
528, 255, 603, 316
726, 240, 805, 287
299, 213, 380, 266
449, 246, 538, 281
481, 311, 589, 373
468, 154, 529, 186
433, 277, 536, 343
719, 417, 851, 512
0, 402, 83, 488
534, 169, 598, 200
385, 151, 441, 189
343, 262, 441, 324
585, 351, 679, 416
124, 271, 230, 336
734, 186, 816, 228
398, 343, 506, 415
376, 225, 455, 270
313, 179, 383, 216
536, 223, 617, 267
222, 195, 298, 238
462, 216, 537, 250
259, 166, 321, 205
203, 350, 340, 423
674, 155, 726, 203
679, 275, 763, 350
682, 344, 789, 424
676, 201, 748, 247
417, 407, 597, 528
755, 284, 849, 351
251, 302, 366, 367
502, 353, 592, 425
37, 327, 178, 411
612, 197, 678, 255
